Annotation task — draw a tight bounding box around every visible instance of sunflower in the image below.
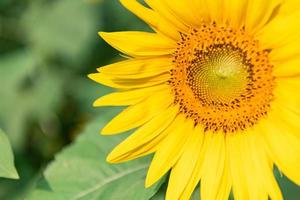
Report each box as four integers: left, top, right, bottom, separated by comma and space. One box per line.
89, 0, 300, 199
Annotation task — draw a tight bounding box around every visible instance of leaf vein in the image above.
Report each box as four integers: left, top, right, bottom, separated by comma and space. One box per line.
72, 163, 148, 199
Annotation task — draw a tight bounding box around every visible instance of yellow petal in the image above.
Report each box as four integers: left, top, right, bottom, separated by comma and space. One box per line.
274, 58, 300, 77
200, 133, 226, 200
239, 131, 269, 200
270, 97, 300, 136
179, 133, 213, 200
270, 38, 300, 62
98, 57, 172, 79
145, 116, 194, 187
166, 125, 204, 200
215, 157, 231, 200
271, 106, 300, 139
261, 107, 300, 186
99, 31, 175, 57
227, 130, 279, 200
274, 77, 300, 112
227, 133, 250, 200
144, 0, 188, 32
245, 0, 282, 33
204, 0, 225, 24
249, 129, 283, 200
224, 0, 248, 28
102, 88, 173, 135
161, 0, 206, 27
93, 84, 168, 107
277, 0, 300, 16
120, 0, 180, 40
107, 105, 178, 163
256, 11, 300, 49
88, 72, 170, 89
190, 0, 210, 22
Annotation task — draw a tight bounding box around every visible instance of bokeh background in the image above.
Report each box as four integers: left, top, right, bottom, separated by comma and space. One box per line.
0, 0, 299, 199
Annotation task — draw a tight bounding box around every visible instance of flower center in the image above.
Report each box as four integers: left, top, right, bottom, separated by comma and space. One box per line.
170, 22, 275, 133
188, 45, 249, 105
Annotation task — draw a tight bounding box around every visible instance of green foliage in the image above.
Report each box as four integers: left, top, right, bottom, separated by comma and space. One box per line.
22, 0, 98, 63
0, 51, 64, 149
0, 0, 106, 198
0, 0, 300, 199
27, 109, 164, 200
0, 129, 18, 179
150, 183, 200, 200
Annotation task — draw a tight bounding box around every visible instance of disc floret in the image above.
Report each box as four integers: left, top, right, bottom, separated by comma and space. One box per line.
170, 22, 275, 133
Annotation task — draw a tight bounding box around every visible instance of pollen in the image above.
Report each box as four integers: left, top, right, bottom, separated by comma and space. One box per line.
169, 22, 275, 133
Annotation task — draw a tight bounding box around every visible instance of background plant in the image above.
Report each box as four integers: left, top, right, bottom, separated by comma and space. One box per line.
0, 0, 299, 199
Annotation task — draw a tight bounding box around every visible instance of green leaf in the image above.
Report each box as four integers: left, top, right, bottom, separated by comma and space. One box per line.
27, 109, 164, 200
27, 179, 63, 200
0, 129, 19, 179
150, 172, 300, 200
151, 183, 200, 200
0, 51, 64, 150
22, 0, 100, 63
275, 168, 300, 199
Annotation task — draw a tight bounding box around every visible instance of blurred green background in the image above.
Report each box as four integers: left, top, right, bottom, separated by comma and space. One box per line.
0, 0, 299, 199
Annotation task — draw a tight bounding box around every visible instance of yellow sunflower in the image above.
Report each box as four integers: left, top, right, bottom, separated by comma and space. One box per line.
89, 0, 300, 199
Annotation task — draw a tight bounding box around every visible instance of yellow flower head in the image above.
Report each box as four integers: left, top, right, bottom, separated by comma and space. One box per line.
89, 0, 300, 199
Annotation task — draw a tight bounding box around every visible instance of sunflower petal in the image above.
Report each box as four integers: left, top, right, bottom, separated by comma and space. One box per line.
93, 84, 168, 107
88, 72, 170, 89
274, 77, 300, 111
145, 116, 194, 187
144, 0, 188, 32
179, 133, 213, 200
107, 105, 178, 163
274, 59, 300, 77
277, 0, 300, 16
241, 131, 268, 200
101, 88, 173, 135
204, 0, 225, 24
249, 130, 283, 200
98, 57, 172, 79
166, 125, 204, 200
256, 11, 300, 49
200, 133, 226, 200
269, 104, 300, 140
224, 0, 248, 28
120, 0, 180, 40
99, 31, 175, 57
262, 108, 300, 186
161, 0, 206, 27
270, 38, 300, 62
215, 158, 231, 200
227, 133, 249, 200
245, 0, 282, 33
228, 131, 277, 200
